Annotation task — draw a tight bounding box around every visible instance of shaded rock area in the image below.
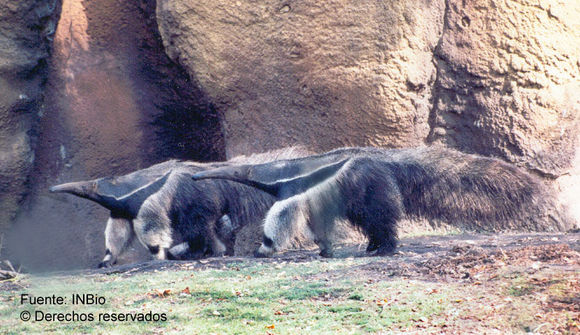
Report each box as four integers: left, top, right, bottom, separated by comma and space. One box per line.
0, 0, 59, 231
4, 0, 224, 271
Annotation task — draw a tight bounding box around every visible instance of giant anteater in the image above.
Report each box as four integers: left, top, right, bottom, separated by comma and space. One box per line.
50, 147, 310, 267
192, 146, 572, 257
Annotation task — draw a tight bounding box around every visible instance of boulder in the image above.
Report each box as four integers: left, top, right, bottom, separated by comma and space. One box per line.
157, 0, 446, 157
430, 0, 580, 225
430, 0, 580, 177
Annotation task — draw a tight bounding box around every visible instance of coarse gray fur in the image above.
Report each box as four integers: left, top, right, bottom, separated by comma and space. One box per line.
192, 146, 573, 258
50, 147, 311, 267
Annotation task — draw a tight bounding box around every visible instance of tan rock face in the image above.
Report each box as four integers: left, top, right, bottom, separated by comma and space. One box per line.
157, 0, 446, 157
158, 0, 579, 226
429, 0, 580, 177
429, 0, 580, 225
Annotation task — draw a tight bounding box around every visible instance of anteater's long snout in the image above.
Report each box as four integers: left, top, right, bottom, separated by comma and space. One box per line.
49, 181, 96, 196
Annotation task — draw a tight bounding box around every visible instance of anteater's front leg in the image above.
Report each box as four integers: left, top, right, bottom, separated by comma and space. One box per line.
99, 217, 134, 268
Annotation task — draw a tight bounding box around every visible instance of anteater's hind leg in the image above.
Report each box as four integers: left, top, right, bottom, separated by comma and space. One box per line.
363, 208, 399, 256
370, 192, 401, 256
348, 173, 402, 256
365, 238, 379, 253
350, 213, 398, 256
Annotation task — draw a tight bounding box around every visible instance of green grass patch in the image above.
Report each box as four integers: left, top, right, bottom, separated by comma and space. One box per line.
0, 258, 510, 334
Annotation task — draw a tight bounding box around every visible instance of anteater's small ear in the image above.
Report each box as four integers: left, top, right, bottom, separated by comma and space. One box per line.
191, 171, 206, 180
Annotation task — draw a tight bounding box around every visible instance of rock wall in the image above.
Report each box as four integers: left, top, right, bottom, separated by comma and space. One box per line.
429, 0, 579, 177
157, 0, 579, 222
5, 0, 224, 271
157, 0, 446, 156
0, 0, 58, 230
429, 0, 580, 228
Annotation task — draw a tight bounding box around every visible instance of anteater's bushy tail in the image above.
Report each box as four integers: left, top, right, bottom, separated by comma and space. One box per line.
391, 147, 574, 232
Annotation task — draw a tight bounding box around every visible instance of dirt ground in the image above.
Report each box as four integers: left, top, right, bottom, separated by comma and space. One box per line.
65, 231, 578, 277
5, 231, 577, 285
